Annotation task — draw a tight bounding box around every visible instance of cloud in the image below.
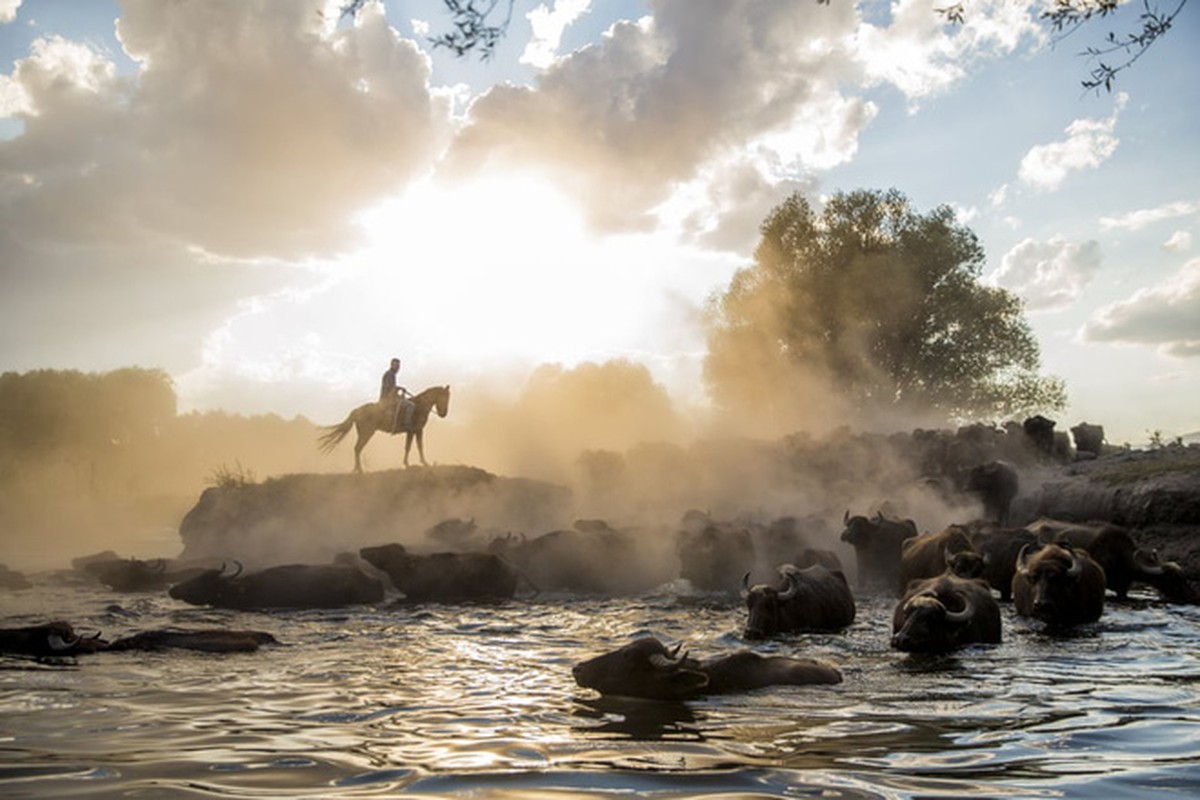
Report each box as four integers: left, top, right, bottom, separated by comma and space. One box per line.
446, 0, 869, 232
1164, 230, 1193, 252
521, 0, 591, 69
1018, 93, 1126, 191
1100, 200, 1200, 231
0, 0, 451, 259
991, 236, 1102, 311
856, 0, 1040, 103
1082, 258, 1200, 356
0, 0, 19, 25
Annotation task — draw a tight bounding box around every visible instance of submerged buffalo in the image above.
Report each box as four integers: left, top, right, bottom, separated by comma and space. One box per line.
898, 526, 978, 592
359, 543, 518, 601
83, 557, 207, 593
0, 622, 106, 657
169, 562, 384, 609
1012, 542, 1106, 626
571, 636, 841, 701
967, 523, 1039, 601
741, 563, 855, 638
891, 574, 1001, 653
1, 622, 278, 656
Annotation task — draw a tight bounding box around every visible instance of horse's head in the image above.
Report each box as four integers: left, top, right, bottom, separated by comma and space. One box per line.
434, 385, 450, 418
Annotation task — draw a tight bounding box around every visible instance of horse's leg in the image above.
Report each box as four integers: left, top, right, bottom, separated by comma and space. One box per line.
355, 426, 375, 473
416, 430, 427, 466
403, 432, 414, 467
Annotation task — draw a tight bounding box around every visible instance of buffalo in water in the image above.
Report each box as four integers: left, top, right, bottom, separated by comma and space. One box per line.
1012, 542, 1106, 626
169, 561, 384, 610
1028, 518, 1198, 603
966, 522, 1039, 601
891, 574, 1002, 653
82, 557, 208, 593
0, 622, 106, 657
675, 516, 755, 592
0, 621, 278, 656
359, 543, 518, 602
840, 511, 918, 591
741, 563, 855, 638
899, 526, 981, 592
571, 636, 841, 701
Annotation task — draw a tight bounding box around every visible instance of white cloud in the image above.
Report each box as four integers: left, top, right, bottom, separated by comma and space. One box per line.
0, 0, 20, 25
0, 0, 451, 258
1164, 230, 1193, 252
856, 0, 1040, 103
1100, 200, 1200, 231
449, 0, 870, 233
521, 0, 591, 69
1082, 258, 1200, 357
1018, 93, 1126, 191
992, 236, 1102, 311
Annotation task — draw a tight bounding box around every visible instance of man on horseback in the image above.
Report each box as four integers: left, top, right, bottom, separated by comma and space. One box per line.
380, 357, 415, 433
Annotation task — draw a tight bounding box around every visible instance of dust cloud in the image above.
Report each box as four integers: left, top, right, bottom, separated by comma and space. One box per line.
2, 354, 995, 580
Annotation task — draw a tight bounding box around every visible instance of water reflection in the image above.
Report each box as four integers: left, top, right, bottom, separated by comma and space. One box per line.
1, 581, 1199, 798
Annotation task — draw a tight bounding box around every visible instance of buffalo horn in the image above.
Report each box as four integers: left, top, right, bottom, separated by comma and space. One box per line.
1132, 548, 1165, 575
1065, 548, 1082, 580
47, 631, 80, 652
777, 570, 800, 602
150, 558, 166, 572
740, 572, 751, 598
943, 593, 974, 625
843, 509, 850, 525
1016, 543, 1035, 577
229, 560, 244, 579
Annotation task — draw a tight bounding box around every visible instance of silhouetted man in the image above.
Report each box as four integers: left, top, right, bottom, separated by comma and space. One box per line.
380, 357, 414, 432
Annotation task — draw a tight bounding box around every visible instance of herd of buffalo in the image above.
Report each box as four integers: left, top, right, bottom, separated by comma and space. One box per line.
3, 479, 1196, 702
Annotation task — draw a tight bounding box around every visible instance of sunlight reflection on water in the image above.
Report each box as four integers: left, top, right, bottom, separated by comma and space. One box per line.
1, 581, 1199, 798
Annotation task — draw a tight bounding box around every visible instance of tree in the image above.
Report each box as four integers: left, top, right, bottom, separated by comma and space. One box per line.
342, 0, 514, 60
941, 0, 1188, 91
703, 190, 1066, 430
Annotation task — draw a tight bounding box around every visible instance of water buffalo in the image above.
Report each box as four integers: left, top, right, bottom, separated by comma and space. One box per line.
1012, 543, 1106, 626
571, 636, 842, 700
1023, 414, 1057, 458
1029, 519, 1197, 603
840, 511, 918, 591
794, 547, 845, 572
83, 557, 207, 593
967, 524, 1038, 601
964, 460, 1019, 524
105, 629, 279, 653
488, 524, 665, 595
0, 563, 31, 590
741, 563, 855, 638
1070, 422, 1105, 456
359, 544, 518, 602
675, 520, 755, 592
891, 574, 1002, 652
169, 562, 384, 609
898, 526, 977, 592
0, 622, 106, 657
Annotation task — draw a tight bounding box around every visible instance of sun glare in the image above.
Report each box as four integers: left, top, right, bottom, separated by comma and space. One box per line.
353, 172, 726, 382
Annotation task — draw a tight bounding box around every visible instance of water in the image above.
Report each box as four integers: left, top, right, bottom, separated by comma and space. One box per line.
3, 578, 1199, 798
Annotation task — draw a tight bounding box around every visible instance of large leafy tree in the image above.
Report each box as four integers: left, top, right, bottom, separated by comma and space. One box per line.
703, 189, 1065, 429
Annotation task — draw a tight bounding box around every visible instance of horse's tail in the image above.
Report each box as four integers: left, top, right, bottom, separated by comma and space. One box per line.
317, 412, 356, 454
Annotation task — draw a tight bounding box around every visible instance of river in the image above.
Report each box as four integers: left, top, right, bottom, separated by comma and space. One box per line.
2, 576, 1199, 798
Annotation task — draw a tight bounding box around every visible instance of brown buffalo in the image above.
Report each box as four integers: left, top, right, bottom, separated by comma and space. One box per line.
571, 637, 841, 700
741, 563, 856, 638
964, 460, 1019, 524
1029, 518, 1197, 603
840, 511, 918, 590
1012, 542, 1106, 626
105, 629, 279, 653
899, 526, 977, 592
359, 544, 518, 602
675, 519, 755, 592
967, 523, 1038, 601
891, 574, 1002, 652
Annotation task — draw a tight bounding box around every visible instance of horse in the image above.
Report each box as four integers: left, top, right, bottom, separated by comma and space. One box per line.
317, 385, 450, 472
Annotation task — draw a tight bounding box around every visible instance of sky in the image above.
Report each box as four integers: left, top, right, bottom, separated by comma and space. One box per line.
1, 0, 1198, 447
